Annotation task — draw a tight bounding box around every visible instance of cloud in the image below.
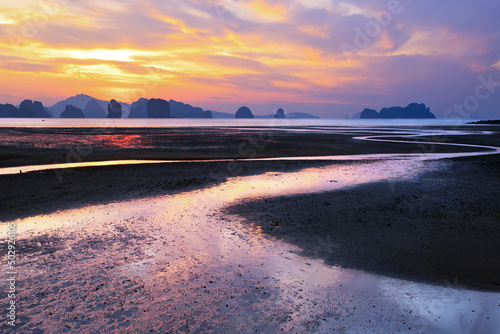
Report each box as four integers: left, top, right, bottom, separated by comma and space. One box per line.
205, 54, 272, 72
0, 0, 499, 118
0, 61, 56, 73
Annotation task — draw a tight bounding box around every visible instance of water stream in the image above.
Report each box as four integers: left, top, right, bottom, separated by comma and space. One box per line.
1, 126, 499, 333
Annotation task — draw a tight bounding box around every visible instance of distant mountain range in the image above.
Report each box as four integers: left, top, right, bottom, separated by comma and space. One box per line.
47, 94, 130, 118
0, 94, 321, 119
360, 103, 436, 119
0, 99, 53, 118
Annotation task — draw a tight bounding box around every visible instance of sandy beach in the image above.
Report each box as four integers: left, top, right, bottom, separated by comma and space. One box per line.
1, 125, 499, 333
225, 154, 500, 291
3, 0, 500, 331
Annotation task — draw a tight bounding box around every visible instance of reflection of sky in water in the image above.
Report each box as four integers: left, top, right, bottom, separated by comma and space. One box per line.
1, 126, 498, 177
93, 134, 143, 149
3, 125, 499, 332
381, 279, 500, 333
8, 155, 499, 332
215, 159, 424, 203
0, 118, 484, 128
0, 126, 496, 152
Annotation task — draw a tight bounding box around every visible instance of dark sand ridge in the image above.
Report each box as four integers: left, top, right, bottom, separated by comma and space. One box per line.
224, 154, 500, 292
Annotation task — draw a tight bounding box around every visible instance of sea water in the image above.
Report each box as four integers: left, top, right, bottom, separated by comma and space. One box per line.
0, 118, 485, 128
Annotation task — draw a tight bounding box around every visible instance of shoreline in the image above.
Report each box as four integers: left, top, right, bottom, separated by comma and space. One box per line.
0, 125, 499, 332
0, 160, 341, 222
1, 125, 499, 168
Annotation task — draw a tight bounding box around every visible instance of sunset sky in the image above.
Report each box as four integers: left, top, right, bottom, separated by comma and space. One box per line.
1, 0, 499, 118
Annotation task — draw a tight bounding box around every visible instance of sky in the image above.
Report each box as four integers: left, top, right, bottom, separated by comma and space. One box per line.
0, 0, 499, 118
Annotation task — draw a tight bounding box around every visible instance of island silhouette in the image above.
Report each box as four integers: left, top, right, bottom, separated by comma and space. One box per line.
1, 94, 439, 120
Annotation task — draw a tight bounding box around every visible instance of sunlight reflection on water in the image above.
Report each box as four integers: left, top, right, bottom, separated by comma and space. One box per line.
8, 157, 499, 332
2, 126, 499, 332
1, 126, 498, 176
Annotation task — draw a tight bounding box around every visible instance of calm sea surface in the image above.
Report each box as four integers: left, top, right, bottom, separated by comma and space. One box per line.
0, 118, 482, 128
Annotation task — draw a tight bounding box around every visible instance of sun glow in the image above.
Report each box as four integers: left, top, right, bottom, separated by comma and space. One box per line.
45, 49, 152, 62
0, 0, 497, 117
0, 18, 16, 25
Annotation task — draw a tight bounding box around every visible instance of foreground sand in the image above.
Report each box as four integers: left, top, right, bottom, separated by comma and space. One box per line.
1, 125, 499, 332
225, 154, 500, 291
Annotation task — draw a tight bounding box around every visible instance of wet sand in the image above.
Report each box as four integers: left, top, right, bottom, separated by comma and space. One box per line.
0, 125, 498, 168
1, 125, 499, 332
225, 154, 500, 291
0, 160, 335, 222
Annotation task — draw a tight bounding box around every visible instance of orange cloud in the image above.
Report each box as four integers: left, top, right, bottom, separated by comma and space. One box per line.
244, 0, 289, 22
0, 0, 498, 119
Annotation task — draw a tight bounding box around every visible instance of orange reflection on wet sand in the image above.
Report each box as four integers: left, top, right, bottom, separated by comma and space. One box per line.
215, 159, 424, 205
0, 160, 172, 175
4, 157, 500, 332
93, 134, 143, 149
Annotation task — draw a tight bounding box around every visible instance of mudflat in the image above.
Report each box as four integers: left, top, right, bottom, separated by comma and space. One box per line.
1, 125, 499, 332
225, 153, 500, 291
1, 125, 498, 168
